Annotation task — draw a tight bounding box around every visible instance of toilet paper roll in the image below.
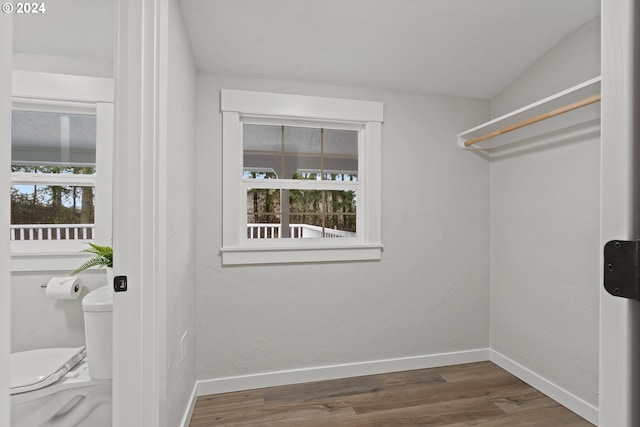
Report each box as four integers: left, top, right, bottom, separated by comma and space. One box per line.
45, 277, 84, 300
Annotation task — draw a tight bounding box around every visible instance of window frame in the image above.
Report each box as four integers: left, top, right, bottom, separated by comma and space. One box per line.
221, 89, 383, 265
10, 72, 113, 272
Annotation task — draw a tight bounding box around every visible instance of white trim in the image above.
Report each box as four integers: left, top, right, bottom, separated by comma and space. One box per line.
242, 179, 359, 191
9, 74, 114, 266
222, 111, 241, 252
12, 71, 114, 103
0, 10, 12, 427
113, 0, 164, 425
179, 383, 199, 427
197, 348, 489, 396
221, 90, 383, 265
221, 244, 383, 265
364, 122, 382, 243
9, 95, 113, 266
242, 115, 366, 131
12, 97, 97, 114
94, 102, 114, 245
490, 350, 598, 425
600, 1, 639, 426
10, 172, 96, 186
221, 89, 383, 123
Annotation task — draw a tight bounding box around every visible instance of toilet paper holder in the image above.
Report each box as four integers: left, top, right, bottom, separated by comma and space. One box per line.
40, 282, 81, 292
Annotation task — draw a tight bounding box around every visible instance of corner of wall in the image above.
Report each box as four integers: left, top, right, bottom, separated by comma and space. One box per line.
486, 13, 601, 425
163, 0, 199, 426
490, 17, 601, 118
490, 350, 599, 424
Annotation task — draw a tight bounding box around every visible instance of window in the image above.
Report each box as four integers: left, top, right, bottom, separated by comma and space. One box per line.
244, 124, 359, 239
10, 72, 114, 270
11, 109, 97, 242
221, 89, 383, 265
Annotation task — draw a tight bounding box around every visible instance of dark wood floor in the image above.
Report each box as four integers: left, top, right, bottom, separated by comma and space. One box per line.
189, 361, 594, 426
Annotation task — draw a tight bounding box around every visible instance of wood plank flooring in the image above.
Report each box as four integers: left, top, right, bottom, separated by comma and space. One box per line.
189, 362, 594, 426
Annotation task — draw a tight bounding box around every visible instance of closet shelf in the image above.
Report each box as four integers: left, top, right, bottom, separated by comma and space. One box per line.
458, 76, 601, 150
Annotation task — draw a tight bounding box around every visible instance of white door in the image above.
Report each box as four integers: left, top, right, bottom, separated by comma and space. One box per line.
600, 0, 640, 425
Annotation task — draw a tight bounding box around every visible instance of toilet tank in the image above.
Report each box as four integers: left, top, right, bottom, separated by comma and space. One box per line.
82, 285, 113, 380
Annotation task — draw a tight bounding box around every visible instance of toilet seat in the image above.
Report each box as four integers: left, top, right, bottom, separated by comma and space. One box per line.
10, 347, 86, 395
11, 356, 112, 427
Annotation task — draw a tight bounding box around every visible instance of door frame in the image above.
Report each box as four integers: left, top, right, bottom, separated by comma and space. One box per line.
599, 0, 640, 426
0, 11, 12, 427
112, 0, 167, 425
0, 1, 166, 425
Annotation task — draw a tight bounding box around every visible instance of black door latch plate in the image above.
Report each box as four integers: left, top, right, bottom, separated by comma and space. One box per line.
604, 240, 640, 300
114, 275, 128, 292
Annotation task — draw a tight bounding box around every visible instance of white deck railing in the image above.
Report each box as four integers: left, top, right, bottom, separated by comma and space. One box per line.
247, 223, 356, 239
10, 224, 94, 241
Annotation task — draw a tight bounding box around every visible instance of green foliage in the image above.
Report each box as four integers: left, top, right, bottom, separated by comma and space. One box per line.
11, 165, 96, 225
246, 171, 358, 233
71, 243, 113, 275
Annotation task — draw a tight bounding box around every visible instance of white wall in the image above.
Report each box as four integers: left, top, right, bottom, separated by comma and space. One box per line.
11, 271, 109, 352
489, 17, 601, 414
195, 74, 491, 384
492, 17, 601, 118
12, 53, 113, 78
162, 1, 197, 426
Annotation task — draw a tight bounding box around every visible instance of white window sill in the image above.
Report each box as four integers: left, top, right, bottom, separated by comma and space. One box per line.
221, 244, 383, 265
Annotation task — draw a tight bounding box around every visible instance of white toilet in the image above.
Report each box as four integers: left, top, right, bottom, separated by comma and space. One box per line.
10, 285, 113, 427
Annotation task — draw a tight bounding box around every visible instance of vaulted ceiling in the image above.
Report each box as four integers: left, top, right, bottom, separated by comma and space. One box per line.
179, 0, 600, 99
12, 0, 600, 100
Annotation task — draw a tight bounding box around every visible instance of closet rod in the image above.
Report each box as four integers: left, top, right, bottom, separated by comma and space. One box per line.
464, 93, 601, 147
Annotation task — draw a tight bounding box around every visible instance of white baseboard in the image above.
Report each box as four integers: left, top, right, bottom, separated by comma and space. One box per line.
192, 348, 598, 426
197, 348, 490, 396
490, 350, 598, 425
179, 382, 199, 427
